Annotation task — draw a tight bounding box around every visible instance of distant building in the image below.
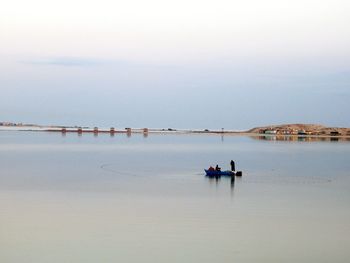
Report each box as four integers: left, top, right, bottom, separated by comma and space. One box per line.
279, 129, 292, 135
330, 131, 340, 136
264, 130, 277, 135
298, 130, 307, 135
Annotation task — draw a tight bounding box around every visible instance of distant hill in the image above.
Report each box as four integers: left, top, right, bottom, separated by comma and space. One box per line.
248, 124, 350, 136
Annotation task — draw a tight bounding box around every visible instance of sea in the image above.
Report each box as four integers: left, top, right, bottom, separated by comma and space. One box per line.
0, 131, 349, 263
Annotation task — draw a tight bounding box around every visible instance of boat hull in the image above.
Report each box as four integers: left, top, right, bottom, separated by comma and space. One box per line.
205, 169, 235, 177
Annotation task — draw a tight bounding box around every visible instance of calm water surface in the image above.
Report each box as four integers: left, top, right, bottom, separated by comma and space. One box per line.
0, 132, 349, 263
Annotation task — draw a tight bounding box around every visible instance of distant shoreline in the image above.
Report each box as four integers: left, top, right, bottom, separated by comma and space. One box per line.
0, 123, 349, 138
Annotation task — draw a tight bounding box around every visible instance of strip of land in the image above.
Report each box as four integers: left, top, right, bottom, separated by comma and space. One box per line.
247, 124, 350, 136
0, 122, 349, 137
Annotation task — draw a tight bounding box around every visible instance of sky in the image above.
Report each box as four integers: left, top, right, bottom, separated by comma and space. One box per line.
1, 0, 349, 130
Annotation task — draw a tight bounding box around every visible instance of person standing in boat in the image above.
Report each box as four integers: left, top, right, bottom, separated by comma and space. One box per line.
215, 164, 221, 171
230, 160, 235, 171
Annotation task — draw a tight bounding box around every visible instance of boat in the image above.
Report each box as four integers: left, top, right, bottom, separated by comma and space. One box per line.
205, 169, 235, 177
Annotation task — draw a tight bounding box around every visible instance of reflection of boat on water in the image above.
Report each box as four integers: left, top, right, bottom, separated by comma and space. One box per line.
205, 170, 242, 177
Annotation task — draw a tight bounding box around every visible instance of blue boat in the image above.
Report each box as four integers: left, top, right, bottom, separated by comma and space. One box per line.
205, 169, 235, 177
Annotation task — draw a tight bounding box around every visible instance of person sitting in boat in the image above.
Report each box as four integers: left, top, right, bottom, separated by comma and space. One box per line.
208, 166, 215, 171
215, 165, 221, 171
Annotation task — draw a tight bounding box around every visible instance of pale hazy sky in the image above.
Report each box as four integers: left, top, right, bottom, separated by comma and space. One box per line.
1, 0, 349, 129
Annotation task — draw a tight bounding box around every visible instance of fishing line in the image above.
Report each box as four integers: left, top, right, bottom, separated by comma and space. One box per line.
100, 163, 139, 177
